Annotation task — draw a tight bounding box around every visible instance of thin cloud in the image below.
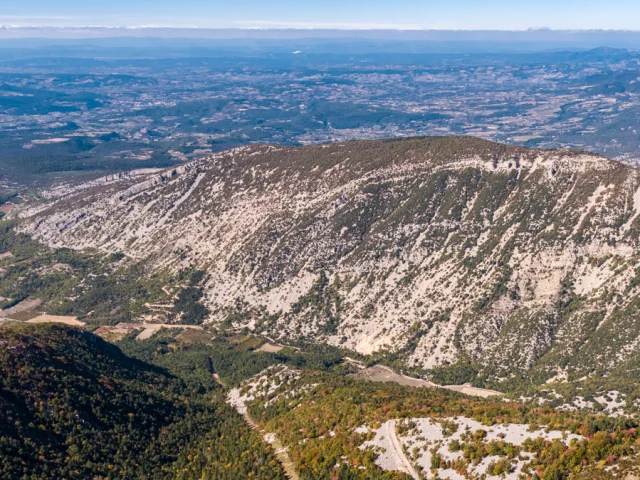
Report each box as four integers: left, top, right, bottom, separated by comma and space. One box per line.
0, 16, 76, 20
233, 20, 425, 30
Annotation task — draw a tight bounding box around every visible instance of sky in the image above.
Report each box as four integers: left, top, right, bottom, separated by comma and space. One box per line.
2, 0, 640, 31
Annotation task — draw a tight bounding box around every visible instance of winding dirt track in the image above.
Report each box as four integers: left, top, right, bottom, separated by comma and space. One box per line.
243, 412, 299, 480
352, 365, 502, 398
387, 420, 420, 480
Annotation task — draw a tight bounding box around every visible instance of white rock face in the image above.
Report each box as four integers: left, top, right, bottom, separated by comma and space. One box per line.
228, 366, 301, 415
15, 138, 640, 376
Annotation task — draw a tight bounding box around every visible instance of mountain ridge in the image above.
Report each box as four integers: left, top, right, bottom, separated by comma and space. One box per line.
15, 136, 640, 388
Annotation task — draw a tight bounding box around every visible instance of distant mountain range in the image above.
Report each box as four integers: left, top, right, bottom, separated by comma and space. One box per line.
2, 27, 640, 53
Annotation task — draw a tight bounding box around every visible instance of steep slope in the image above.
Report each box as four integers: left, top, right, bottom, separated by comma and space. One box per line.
0, 323, 285, 479
16, 136, 640, 384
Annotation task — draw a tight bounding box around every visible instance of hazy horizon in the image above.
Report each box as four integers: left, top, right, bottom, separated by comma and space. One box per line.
4, 0, 640, 31
3, 27, 640, 54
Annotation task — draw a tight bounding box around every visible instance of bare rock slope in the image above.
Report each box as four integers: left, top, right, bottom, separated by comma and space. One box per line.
18, 137, 640, 381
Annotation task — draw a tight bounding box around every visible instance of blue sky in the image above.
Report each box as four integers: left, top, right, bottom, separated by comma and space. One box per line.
2, 0, 640, 30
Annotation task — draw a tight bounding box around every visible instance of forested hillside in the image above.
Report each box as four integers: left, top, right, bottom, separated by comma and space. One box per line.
236, 368, 640, 479
2, 319, 640, 479
0, 323, 286, 479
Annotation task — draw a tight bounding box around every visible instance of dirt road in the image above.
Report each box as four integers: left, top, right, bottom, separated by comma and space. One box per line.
351, 365, 502, 398
387, 420, 420, 480
242, 412, 299, 480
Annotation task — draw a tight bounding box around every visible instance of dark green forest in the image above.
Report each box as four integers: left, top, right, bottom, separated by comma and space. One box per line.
0, 323, 286, 480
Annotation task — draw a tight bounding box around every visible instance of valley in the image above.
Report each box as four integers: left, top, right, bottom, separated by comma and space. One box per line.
3, 46, 640, 186
3, 319, 640, 479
